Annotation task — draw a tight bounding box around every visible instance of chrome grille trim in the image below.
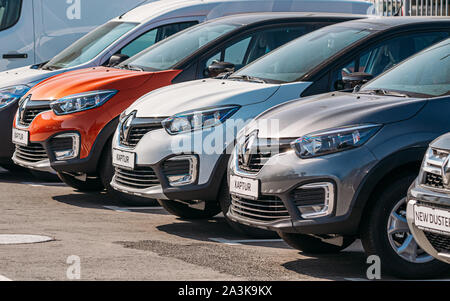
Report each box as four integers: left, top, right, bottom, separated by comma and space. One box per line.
15, 143, 48, 163
114, 167, 160, 190
230, 195, 290, 222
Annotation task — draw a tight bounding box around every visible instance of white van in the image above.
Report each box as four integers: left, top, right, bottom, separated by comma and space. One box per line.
0, 0, 152, 71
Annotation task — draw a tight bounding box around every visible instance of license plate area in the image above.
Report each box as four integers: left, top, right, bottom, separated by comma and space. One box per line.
414, 204, 450, 235
229, 175, 259, 200
12, 128, 29, 146
112, 149, 135, 170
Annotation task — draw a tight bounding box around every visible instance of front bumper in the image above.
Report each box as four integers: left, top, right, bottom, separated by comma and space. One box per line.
110, 123, 231, 202
12, 154, 54, 173
227, 145, 378, 235
407, 183, 450, 264
11, 111, 119, 175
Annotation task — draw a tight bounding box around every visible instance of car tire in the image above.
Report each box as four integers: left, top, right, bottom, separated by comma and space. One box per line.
99, 139, 157, 206
158, 199, 221, 220
278, 231, 355, 254
218, 179, 278, 238
360, 173, 450, 279
57, 172, 104, 192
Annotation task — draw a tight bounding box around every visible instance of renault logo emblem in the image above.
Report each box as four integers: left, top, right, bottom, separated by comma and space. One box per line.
18, 95, 31, 123
241, 131, 258, 167
120, 111, 135, 143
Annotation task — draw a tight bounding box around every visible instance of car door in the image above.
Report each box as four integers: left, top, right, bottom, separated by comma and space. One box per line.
0, 0, 34, 71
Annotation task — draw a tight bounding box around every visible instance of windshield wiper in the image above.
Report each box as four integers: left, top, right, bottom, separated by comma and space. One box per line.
358, 89, 409, 98
42, 65, 61, 71
119, 64, 144, 72
228, 74, 266, 84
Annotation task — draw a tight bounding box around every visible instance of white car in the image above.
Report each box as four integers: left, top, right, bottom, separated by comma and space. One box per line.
1, 0, 369, 170
0, 0, 149, 71
110, 17, 450, 232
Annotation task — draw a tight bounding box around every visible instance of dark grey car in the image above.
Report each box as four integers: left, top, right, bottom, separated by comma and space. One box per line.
227, 39, 450, 278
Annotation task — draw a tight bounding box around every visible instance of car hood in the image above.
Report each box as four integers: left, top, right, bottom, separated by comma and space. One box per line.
429, 132, 450, 151
0, 65, 59, 89
129, 79, 310, 117
253, 91, 428, 138
28, 67, 179, 100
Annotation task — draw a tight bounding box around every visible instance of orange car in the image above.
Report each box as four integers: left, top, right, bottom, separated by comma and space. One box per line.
11, 14, 357, 202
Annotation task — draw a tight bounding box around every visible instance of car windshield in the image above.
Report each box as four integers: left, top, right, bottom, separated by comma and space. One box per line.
231, 25, 373, 83
122, 22, 239, 71
44, 21, 138, 70
361, 40, 450, 97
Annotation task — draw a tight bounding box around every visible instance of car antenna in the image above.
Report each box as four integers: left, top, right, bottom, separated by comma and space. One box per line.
119, 0, 148, 19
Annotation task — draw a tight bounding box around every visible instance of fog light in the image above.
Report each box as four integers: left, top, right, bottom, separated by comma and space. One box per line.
163, 155, 197, 187
293, 182, 334, 218
51, 133, 80, 160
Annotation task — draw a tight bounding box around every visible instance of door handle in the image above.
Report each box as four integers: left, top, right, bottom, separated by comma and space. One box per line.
3, 53, 28, 59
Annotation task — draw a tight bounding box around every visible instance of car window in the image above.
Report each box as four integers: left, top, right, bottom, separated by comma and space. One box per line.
201, 25, 314, 76
0, 0, 21, 31
331, 31, 449, 90
362, 39, 450, 97
122, 21, 240, 71
119, 21, 198, 58
233, 25, 373, 83
44, 22, 138, 70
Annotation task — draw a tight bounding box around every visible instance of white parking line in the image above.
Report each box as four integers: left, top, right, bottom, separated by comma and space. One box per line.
103, 206, 164, 212
20, 182, 67, 187
209, 237, 284, 246
0, 275, 12, 281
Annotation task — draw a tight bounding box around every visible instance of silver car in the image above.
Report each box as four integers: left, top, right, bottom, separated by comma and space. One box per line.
407, 134, 450, 265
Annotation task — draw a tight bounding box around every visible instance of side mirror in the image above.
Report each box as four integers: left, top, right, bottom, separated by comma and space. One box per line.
205, 60, 235, 78
334, 72, 374, 91
108, 54, 129, 67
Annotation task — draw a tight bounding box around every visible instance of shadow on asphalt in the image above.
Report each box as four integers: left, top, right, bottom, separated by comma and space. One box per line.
52, 192, 163, 211
157, 218, 291, 249
282, 251, 369, 280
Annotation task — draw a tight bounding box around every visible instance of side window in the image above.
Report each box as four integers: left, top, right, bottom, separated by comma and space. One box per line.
361, 31, 448, 76
331, 31, 449, 90
119, 21, 198, 58
200, 25, 311, 77
0, 0, 22, 31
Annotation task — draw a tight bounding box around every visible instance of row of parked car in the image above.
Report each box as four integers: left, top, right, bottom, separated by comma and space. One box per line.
1, 0, 449, 279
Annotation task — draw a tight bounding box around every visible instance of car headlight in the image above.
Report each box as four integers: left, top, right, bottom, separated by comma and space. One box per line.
50, 90, 117, 115
291, 124, 381, 159
0, 85, 31, 108
162, 105, 240, 135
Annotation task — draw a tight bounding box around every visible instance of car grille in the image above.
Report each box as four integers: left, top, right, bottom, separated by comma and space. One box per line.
18, 102, 51, 127
114, 167, 160, 189
230, 195, 290, 222
237, 137, 292, 173
424, 172, 444, 189
120, 117, 165, 147
422, 148, 449, 190
424, 231, 450, 253
15, 143, 48, 163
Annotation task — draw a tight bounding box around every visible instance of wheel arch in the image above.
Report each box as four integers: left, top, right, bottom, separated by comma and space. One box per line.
352, 147, 426, 234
